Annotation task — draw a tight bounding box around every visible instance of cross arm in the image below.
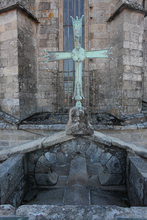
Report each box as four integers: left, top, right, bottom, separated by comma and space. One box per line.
44, 51, 72, 61
86, 49, 110, 59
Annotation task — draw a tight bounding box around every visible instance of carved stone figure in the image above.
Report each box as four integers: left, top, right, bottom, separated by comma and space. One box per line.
66, 106, 94, 136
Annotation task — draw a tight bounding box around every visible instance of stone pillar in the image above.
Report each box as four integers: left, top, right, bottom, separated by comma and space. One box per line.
36, 0, 60, 113
0, 4, 38, 119
108, 1, 145, 115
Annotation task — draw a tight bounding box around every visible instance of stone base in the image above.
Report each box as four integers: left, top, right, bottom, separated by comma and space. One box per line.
66, 107, 94, 136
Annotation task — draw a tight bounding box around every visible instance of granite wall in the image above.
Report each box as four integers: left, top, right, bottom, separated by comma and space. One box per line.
27, 138, 126, 188
0, 0, 146, 118
108, 1, 145, 115
0, 5, 38, 119
36, 0, 60, 113
17, 9, 38, 119
0, 9, 19, 116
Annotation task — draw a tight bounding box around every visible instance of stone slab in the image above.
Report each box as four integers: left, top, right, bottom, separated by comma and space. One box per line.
16, 206, 147, 220
63, 185, 90, 205
0, 205, 15, 216
127, 156, 147, 206
117, 218, 147, 220
0, 155, 25, 205
26, 189, 64, 205
68, 156, 88, 186
0, 218, 28, 220
91, 189, 128, 206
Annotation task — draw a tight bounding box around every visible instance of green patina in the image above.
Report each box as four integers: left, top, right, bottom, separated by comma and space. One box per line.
44, 16, 110, 108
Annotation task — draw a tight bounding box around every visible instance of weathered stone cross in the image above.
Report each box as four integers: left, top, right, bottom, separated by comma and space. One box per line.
44, 16, 110, 108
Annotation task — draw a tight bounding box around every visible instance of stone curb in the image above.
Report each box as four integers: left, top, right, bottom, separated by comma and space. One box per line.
92, 131, 147, 159
0, 130, 147, 162
1, 205, 147, 219
0, 131, 75, 162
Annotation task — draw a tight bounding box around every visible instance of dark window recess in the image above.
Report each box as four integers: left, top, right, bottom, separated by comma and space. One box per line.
143, 0, 145, 8
63, 0, 84, 110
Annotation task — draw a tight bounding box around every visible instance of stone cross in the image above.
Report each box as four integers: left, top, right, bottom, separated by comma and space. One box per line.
44, 16, 110, 108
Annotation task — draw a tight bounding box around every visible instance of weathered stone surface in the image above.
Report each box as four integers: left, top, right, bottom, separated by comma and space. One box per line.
66, 107, 94, 136
0, 205, 15, 216
91, 189, 128, 206
106, 156, 123, 174
127, 156, 147, 206
26, 189, 64, 205
45, 152, 57, 164
64, 186, 90, 205
0, 0, 146, 116
98, 164, 123, 186
1, 130, 147, 164
35, 172, 58, 186
0, 154, 26, 206
0, 4, 38, 119
16, 205, 147, 220
68, 156, 88, 186
35, 154, 58, 186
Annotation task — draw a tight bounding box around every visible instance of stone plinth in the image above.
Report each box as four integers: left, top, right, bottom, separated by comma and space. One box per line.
66, 107, 94, 136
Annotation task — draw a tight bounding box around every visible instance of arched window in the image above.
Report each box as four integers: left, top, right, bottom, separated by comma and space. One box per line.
63, 0, 85, 110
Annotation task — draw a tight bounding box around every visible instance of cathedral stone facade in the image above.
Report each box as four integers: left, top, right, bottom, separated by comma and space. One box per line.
0, 0, 147, 119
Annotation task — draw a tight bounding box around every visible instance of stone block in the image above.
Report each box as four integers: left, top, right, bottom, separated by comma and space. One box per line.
39, 2, 50, 10
68, 156, 88, 186
26, 188, 64, 205
0, 154, 25, 206
16, 205, 147, 220
98, 164, 123, 186
91, 188, 128, 206
64, 185, 90, 205
0, 205, 15, 216
127, 156, 147, 206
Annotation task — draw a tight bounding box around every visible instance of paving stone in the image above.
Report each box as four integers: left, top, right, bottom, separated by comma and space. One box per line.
26, 189, 64, 205
64, 185, 90, 205
91, 189, 128, 206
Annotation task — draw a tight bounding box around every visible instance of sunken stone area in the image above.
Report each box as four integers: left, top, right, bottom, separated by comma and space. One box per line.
24, 138, 128, 206
1, 131, 147, 212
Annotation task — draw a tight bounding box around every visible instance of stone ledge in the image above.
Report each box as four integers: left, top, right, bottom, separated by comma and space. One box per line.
108, 2, 147, 22
0, 131, 75, 162
0, 111, 19, 126
15, 205, 147, 219
0, 205, 15, 216
0, 130, 147, 163
1, 205, 147, 219
0, 3, 39, 23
